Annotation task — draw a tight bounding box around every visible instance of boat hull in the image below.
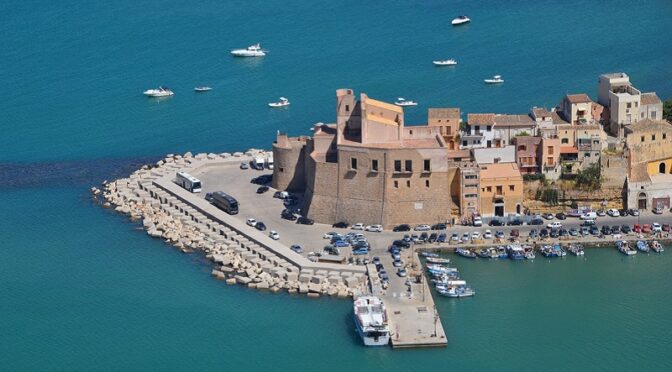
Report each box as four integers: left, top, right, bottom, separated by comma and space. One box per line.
354, 318, 390, 346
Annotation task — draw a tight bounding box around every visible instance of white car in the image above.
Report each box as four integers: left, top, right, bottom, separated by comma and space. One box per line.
365, 224, 383, 232
415, 224, 431, 231
483, 230, 493, 239
547, 221, 563, 229
580, 212, 597, 220
652, 222, 662, 232
461, 232, 470, 242
473, 217, 483, 227
351, 223, 365, 230
323, 232, 336, 239
269, 230, 280, 240
246, 218, 257, 227
607, 209, 620, 217
472, 231, 481, 240
450, 233, 459, 242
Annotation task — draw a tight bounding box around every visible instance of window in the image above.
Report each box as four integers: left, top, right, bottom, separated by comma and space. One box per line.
406, 180, 411, 188
487, 140, 492, 148
371, 159, 379, 172
345, 104, 349, 112
350, 157, 357, 170
486, 125, 492, 132
641, 112, 645, 118
466, 184, 478, 188
652, 111, 657, 119
423, 159, 431, 172
548, 146, 554, 155
496, 186, 503, 194
405, 160, 412, 172
652, 135, 656, 141
465, 194, 478, 198
486, 186, 492, 192
279, 167, 284, 172
425, 180, 430, 187
394, 180, 398, 188
394, 160, 402, 172
475, 125, 480, 132
664, 133, 667, 140
509, 185, 515, 191
518, 145, 526, 151
462, 140, 467, 147
561, 138, 569, 144
465, 175, 477, 180
627, 103, 632, 108
409, 130, 413, 135
641, 136, 645, 142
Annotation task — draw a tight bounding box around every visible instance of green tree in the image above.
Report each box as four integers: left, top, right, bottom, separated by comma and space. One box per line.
575, 163, 602, 191
664, 99, 672, 121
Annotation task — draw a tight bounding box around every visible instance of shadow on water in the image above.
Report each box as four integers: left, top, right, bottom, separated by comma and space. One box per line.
0, 156, 161, 189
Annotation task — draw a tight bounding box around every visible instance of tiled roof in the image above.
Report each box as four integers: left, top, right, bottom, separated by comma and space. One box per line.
479, 162, 521, 179
428, 108, 460, 119
531, 107, 551, 118
467, 113, 496, 125
626, 118, 672, 134
565, 94, 592, 104
551, 112, 570, 125
641, 92, 662, 106
493, 114, 535, 127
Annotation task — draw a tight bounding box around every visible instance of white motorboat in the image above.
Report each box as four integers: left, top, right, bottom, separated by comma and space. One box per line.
268, 97, 290, 108
230, 43, 267, 57
451, 15, 471, 26
143, 86, 174, 97
433, 59, 458, 66
394, 97, 418, 107
194, 86, 212, 92
484, 75, 504, 84
353, 296, 390, 346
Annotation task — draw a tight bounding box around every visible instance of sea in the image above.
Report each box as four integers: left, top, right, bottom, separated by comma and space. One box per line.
1, 0, 672, 370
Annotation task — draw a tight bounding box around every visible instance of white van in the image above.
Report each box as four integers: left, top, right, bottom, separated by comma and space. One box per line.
266, 155, 274, 170
580, 211, 597, 220
253, 156, 265, 170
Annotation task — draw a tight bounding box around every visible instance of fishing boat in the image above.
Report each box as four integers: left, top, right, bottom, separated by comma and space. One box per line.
507, 245, 525, 260
436, 280, 475, 298
496, 246, 509, 259
523, 245, 536, 260
455, 248, 477, 258
425, 257, 451, 264
230, 43, 267, 57
477, 247, 499, 259
636, 240, 650, 252
568, 244, 585, 256
421, 251, 439, 258
617, 240, 637, 256
394, 97, 418, 107
143, 86, 174, 97
430, 271, 460, 282
353, 296, 390, 346
268, 97, 290, 108
650, 240, 664, 253
451, 15, 471, 26
433, 59, 458, 66
194, 86, 212, 92
484, 75, 504, 84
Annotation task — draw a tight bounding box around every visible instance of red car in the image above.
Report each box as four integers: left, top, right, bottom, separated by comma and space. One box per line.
633, 224, 641, 233
642, 224, 652, 234
663, 224, 670, 232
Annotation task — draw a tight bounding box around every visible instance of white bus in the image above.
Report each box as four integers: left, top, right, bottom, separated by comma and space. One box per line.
175, 171, 202, 193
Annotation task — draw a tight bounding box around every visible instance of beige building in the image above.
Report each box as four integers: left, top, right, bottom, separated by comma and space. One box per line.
598, 72, 661, 136
512, 136, 561, 179
427, 108, 461, 150
478, 163, 524, 217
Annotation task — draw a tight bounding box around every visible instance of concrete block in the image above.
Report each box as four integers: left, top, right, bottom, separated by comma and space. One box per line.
235, 275, 252, 284
308, 283, 322, 293
311, 275, 326, 284
298, 274, 311, 284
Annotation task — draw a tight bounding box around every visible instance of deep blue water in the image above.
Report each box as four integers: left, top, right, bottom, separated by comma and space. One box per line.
2, 0, 672, 370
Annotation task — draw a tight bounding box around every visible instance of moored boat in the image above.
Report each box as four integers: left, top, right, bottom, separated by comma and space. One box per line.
353, 296, 390, 346
456, 248, 477, 258
650, 240, 664, 253
636, 240, 650, 253
436, 280, 475, 298
617, 240, 637, 256
523, 245, 535, 260
421, 251, 439, 258
496, 246, 509, 259
477, 247, 499, 259
507, 245, 525, 260
426, 257, 451, 264
568, 244, 585, 256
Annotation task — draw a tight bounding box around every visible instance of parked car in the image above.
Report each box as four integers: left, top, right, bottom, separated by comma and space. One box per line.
529, 218, 544, 226
437, 233, 447, 243
663, 224, 670, 232
205, 192, 214, 202
628, 209, 640, 216
483, 230, 493, 239
281, 209, 297, 221
334, 240, 350, 248
332, 221, 349, 228
431, 223, 447, 230
273, 191, 290, 199
419, 232, 429, 242
392, 259, 402, 267
633, 224, 641, 233
510, 229, 520, 238
555, 212, 567, 220
392, 240, 411, 249
508, 219, 523, 226
542, 213, 554, 220
351, 223, 365, 230
246, 218, 257, 227
393, 224, 411, 232
290, 244, 302, 253
607, 208, 620, 217
323, 232, 337, 239
269, 230, 280, 240
610, 225, 620, 235
472, 231, 481, 240
652, 222, 662, 232
252, 175, 272, 185
580, 212, 597, 220
621, 225, 632, 234
653, 207, 664, 214
642, 224, 652, 233
450, 233, 460, 242
547, 222, 563, 229
601, 225, 611, 235
580, 226, 590, 236
461, 232, 470, 243
397, 268, 408, 277
473, 217, 483, 227
415, 224, 431, 231
428, 233, 438, 243
596, 209, 607, 217
550, 230, 559, 238
256, 186, 269, 194
489, 219, 505, 226
569, 228, 579, 236
618, 209, 629, 217
559, 228, 568, 237
297, 217, 314, 225
365, 224, 383, 232
539, 228, 549, 238
495, 230, 505, 239
240, 162, 249, 170
589, 226, 600, 235
581, 220, 596, 227
255, 222, 267, 231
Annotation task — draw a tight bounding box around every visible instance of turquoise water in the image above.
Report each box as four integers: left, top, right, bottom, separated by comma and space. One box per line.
2, 0, 672, 370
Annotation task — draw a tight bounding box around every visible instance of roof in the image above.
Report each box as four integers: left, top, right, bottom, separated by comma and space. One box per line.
560, 146, 578, 154
473, 146, 515, 164
531, 107, 552, 118
551, 112, 570, 125
493, 114, 535, 127
365, 97, 403, 113
479, 162, 521, 180
428, 108, 460, 119
565, 94, 592, 104
641, 92, 662, 106
626, 118, 672, 134
514, 136, 542, 157
467, 113, 495, 125
366, 112, 398, 126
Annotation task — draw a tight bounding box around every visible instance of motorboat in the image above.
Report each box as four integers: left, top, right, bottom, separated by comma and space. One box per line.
496, 246, 509, 259
230, 43, 267, 57
523, 245, 536, 260
194, 86, 212, 92
425, 257, 451, 264
353, 296, 390, 346
568, 244, 585, 256
433, 59, 458, 66
507, 245, 525, 260
394, 97, 418, 107
540, 244, 566, 257
436, 280, 475, 298
484, 75, 504, 84
455, 248, 477, 258
421, 251, 439, 258
636, 240, 650, 253
650, 241, 664, 253
143, 86, 174, 97
268, 97, 290, 108
451, 15, 471, 26
426, 264, 458, 273
616, 240, 637, 256
477, 247, 499, 259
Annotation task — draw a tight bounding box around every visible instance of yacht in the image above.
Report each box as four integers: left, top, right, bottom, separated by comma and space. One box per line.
394, 97, 418, 107
484, 75, 504, 84
143, 86, 174, 97
230, 43, 267, 57
433, 59, 458, 66
194, 86, 212, 92
353, 296, 390, 346
268, 97, 290, 108
451, 15, 471, 26
507, 245, 525, 260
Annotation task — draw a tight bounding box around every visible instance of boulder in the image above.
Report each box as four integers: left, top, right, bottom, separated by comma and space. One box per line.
211, 270, 226, 280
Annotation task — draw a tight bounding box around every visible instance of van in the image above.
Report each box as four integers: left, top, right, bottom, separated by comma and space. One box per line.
580, 212, 597, 220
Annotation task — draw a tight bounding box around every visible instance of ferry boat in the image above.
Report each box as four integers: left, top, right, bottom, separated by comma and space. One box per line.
455, 248, 477, 258
650, 240, 664, 253
268, 97, 290, 108
143, 86, 174, 97
507, 245, 525, 260
194, 86, 212, 92
636, 240, 650, 253
436, 280, 475, 298
394, 97, 418, 107
617, 240, 637, 256
425, 257, 451, 264
484, 75, 504, 84
353, 296, 390, 346
451, 15, 471, 26
568, 244, 585, 256
230, 43, 267, 57
433, 59, 458, 66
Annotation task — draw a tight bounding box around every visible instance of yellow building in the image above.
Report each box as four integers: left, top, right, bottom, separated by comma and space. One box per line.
478, 162, 524, 217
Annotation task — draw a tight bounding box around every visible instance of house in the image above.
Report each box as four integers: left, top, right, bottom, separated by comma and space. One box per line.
598, 72, 661, 137
513, 136, 561, 180
428, 108, 461, 150
461, 113, 495, 149
478, 162, 524, 217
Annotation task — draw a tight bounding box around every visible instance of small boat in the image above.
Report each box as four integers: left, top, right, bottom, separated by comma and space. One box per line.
194, 86, 212, 92
425, 257, 451, 264
436, 280, 475, 298
496, 246, 509, 259
268, 97, 290, 108
455, 248, 477, 258
484, 75, 504, 84
650, 241, 664, 253
523, 245, 536, 260
421, 251, 439, 258
636, 240, 650, 253
507, 245, 525, 260
540, 244, 566, 257
477, 247, 499, 259
430, 271, 460, 282
451, 15, 471, 26
353, 296, 390, 346
230, 43, 267, 57
394, 97, 418, 107
568, 244, 585, 256
433, 59, 458, 66
617, 240, 637, 256
143, 86, 174, 97
426, 264, 458, 273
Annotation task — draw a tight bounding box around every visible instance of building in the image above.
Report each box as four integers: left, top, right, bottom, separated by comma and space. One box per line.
461, 114, 495, 149
640, 93, 663, 121
625, 119, 672, 210
273, 89, 463, 228
512, 136, 561, 179
598, 72, 661, 136
478, 162, 524, 217
427, 108, 461, 150
473, 146, 515, 165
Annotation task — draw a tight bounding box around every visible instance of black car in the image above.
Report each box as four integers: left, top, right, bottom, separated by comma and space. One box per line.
332, 221, 349, 228
559, 228, 568, 237
251, 174, 272, 185
621, 225, 632, 234
590, 226, 600, 235
529, 229, 538, 238
529, 219, 544, 226
601, 225, 611, 235
489, 219, 505, 226
549, 230, 559, 238
281, 209, 297, 221
255, 222, 267, 231
610, 225, 620, 234
428, 233, 438, 243
393, 224, 411, 232
205, 192, 214, 202
555, 212, 567, 220
627, 209, 640, 216
619, 209, 629, 217
431, 223, 447, 231
507, 219, 523, 226
419, 232, 429, 242
297, 216, 314, 225
256, 186, 269, 194
392, 240, 411, 249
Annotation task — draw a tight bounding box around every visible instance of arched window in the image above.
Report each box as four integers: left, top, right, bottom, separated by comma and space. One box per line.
659, 163, 666, 174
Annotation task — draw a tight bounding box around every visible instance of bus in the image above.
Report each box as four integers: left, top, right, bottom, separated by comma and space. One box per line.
175, 171, 202, 193
211, 191, 239, 215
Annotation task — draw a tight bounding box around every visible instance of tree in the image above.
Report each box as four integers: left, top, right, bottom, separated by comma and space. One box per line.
516, 131, 530, 137
664, 99, 672, 122
575, 163, 602, 191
